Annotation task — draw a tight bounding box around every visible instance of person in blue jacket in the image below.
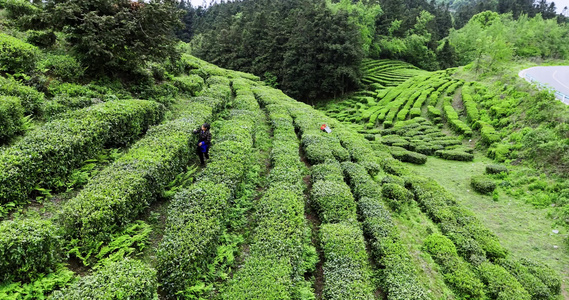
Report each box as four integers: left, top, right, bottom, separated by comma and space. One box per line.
193, 123, 211, 166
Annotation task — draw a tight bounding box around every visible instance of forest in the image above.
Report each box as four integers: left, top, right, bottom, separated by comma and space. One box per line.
0, 0, 569, 299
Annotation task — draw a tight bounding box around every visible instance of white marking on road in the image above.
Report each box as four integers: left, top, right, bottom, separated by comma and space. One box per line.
552, 70, 569, 91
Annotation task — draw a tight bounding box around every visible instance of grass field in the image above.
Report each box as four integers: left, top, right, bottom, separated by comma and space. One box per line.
405, 155, 569, 298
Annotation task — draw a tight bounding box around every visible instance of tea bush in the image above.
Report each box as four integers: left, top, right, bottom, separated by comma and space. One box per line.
173, 74, 204, 96
471, 175, 496, 194
0, 75, 45, 115
477, 261, 530, 300
423, 233, 486, 299
59, 100, 214, 250
320, 223, 375, 300
435, 149, 474, 161
311, 180, 357, 223
51, 259, 158, 300
0, 33, 39, 74
0, 218, 61, 283
0, 95, 24, 142
486, 164, 508, 175
497, 258, 554, 299
37, 54, 83, 81
0, 100, 164, 206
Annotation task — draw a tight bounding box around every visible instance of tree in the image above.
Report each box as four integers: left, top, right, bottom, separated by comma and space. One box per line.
42, 0, 183, 75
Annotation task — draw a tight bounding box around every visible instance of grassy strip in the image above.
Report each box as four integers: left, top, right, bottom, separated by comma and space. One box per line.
0, 100, 164, 207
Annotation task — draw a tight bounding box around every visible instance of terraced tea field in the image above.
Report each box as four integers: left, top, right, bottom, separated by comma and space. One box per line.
0, 56, 565, 300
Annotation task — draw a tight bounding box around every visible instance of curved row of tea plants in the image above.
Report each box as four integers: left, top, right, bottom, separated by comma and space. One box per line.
221, 86, 313, 299
157, 78, 261, 298
0, 100, 165, 211
59, 80, 230, 256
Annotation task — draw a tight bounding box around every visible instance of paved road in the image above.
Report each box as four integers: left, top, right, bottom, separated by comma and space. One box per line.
519, 66, 569, 104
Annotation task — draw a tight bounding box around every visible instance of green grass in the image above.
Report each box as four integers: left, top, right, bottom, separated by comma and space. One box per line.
404, 154, 569, 297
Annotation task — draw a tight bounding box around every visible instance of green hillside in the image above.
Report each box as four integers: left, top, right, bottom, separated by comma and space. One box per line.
1, 0, 569, 299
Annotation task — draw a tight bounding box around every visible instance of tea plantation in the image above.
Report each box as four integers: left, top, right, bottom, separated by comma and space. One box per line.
1, 3, 568, 300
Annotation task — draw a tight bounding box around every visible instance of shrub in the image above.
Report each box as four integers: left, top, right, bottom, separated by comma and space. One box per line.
320, 223, 375, 300
0, 218, 61, 283
0, 76, 45, 115
497, 258, 553, 300
423, 234, 486, 299
485, 166, 508, 177
0, 100, 164, 207
26, 30, 57, 48
382, 183, 413, 211
477, 262, 531, 300
391, 150, 427, 165
311, 162, 344, 184
157, 181, 232, 296
409, 107, 421, 118
0, 33, 39, 74
0, 95, 24, 142
471, 175, 496, 194
37, 54, 83, 81
59, 101, 213, 249
173, 74, 205, 96
42, 95, 95, 120
405, 176, 507, 263
311, 180, 357, 223
51, 259, 158, 300
519, 258, 561, 295
358, 197, 430, 300
435, 150, 474, 161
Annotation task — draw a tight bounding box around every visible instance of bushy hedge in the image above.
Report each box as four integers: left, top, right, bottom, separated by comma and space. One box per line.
336, 130, 381, 175
311, 180, 357, 223
358, 195, 430, 299
461, 84, 480, 124
477, 262, 531, 300
37, 54, 83, 81
173, 74, 205, 96
471, 175, 496, 194
51, 259, 158, 300
475, 121, 500, 145
59, 99, 216, 246
42, 95, 95, 120
519, 258, 561, 295
320, 223, 375, 300
0, 100, 164, 206
382, 182, 414, 211
157, 181, 232, 296
222, 85, 311, 299
405, 176, 508, 263
0, 95, 24, 142
486, 164, 508, 174
0, 33, 39, 74
390, 149, 427, 165
423, 234, 486, 299
435, 149, 474, 161
0, 76, 45, 115
0, 219, 61, 283
497, 258, 555, 300
311, 162, 344, 183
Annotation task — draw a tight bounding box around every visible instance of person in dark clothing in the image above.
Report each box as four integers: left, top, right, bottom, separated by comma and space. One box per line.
193, 123, 211, 166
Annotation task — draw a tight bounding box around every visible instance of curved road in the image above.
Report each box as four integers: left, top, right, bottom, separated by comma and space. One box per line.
519, 66, 569, 104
